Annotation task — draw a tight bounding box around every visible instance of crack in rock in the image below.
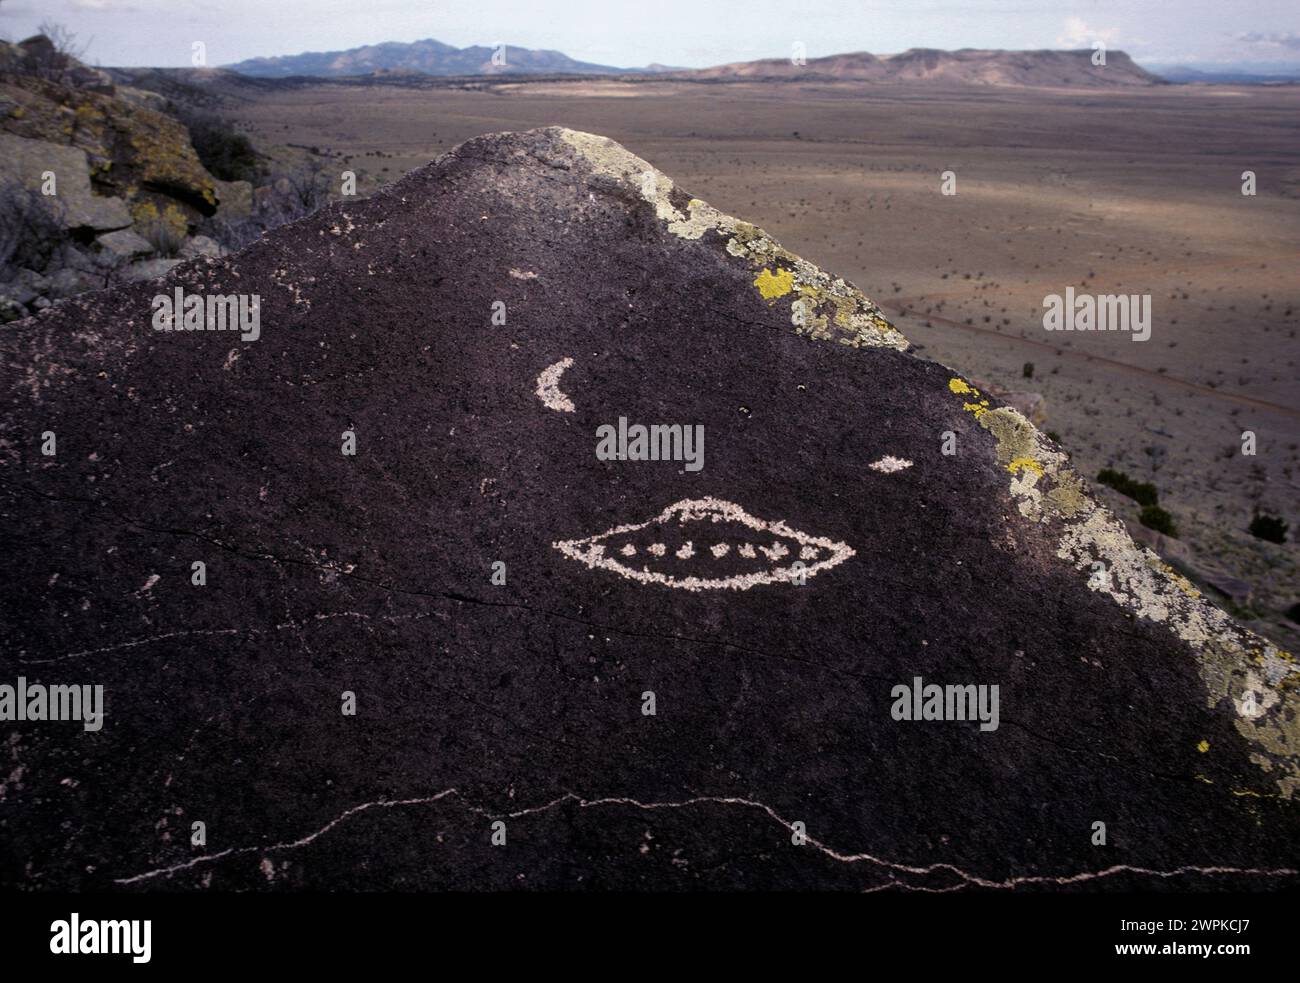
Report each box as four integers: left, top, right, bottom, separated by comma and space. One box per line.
112, 788, 1300, 890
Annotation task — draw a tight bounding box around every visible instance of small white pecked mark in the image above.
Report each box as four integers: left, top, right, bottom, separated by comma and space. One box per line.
870, 455, 914, 474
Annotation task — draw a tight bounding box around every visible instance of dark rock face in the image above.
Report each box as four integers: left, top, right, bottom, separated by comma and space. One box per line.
1, 128, 1296, 891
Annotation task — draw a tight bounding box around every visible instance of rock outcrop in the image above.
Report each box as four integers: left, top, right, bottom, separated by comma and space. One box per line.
0, 132, 132, 232
1, 59, 219, 217
0, 128, 1295, 891
0, 37, 252, 319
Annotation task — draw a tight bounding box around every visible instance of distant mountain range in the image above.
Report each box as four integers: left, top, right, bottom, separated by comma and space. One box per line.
1144, 64, 1300, 84
682, 48, 1162, 86
225, 39, 1299, 88
225, 38, 638, 78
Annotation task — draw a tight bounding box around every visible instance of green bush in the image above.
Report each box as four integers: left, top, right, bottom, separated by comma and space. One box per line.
1248, 513, 1288, 544
1139, 505, 1178, 538
1096, 468, 1159, 507
177, 108, 260, 183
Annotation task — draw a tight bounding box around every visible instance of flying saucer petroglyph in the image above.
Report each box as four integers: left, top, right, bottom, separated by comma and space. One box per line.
552, 498, 855, 591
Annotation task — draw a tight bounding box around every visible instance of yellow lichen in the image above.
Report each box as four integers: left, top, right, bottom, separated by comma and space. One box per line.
1008, 457, 1044, 476
753, 266, 795, 299
1167, 570, 1202, 599
132, 200, 188, 241
131, 201, 160, 223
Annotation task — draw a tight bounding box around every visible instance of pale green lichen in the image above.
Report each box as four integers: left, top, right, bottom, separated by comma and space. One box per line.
556, 128, 906, 352
945, 374, 1300, 797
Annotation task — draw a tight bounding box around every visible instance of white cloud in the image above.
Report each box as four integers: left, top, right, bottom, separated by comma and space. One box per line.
70, 0, 140, 10
1236, 31, 1300, 51
1057, 16, 1119, 48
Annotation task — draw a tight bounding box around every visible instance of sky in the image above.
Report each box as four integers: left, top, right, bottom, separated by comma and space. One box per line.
2, 0, 1298, 70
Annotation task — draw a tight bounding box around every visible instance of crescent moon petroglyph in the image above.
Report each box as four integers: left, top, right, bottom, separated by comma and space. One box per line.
537, 357, 576, 413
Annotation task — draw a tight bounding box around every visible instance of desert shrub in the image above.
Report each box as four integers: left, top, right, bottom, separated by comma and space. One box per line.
1139, 505, 1178, 538
175, 107, 261, 183
201, 213, 267, 251
200, 160, 332, 252
0, 180, 71, 278
1045, 430, 1061, 444
1286, 602, 1300, 624
1096, 468, 1159, 507
14, 23, 87, 81
273, 157, 330, 219
1023, 361, 1034, 379
140, 220, 186, 257
1248, 513, 1288, 544
133, 201, 188, 257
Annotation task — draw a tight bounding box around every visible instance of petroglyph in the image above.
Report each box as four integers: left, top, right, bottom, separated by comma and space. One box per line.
870, 455, 914, 473
536, 357, 576, 413
552, 498, 854, 591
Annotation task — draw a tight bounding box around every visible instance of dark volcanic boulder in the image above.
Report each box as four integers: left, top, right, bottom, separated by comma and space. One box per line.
1, 128, 1296, 891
